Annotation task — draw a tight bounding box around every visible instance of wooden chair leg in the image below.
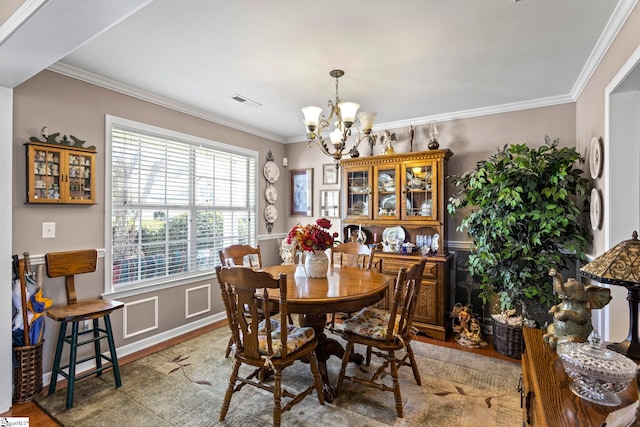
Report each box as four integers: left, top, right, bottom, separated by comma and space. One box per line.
336, 341, 354, 393
389, 350, 403, 418
405, 343, 421, 385
273, 369, 283, 427
307, 350, 325, 405
220, 359, 240, 421
48, 321, 67, 395
225, 335, 234, 358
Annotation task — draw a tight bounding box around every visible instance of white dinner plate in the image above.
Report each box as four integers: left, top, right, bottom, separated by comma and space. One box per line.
382, 226, 405, 243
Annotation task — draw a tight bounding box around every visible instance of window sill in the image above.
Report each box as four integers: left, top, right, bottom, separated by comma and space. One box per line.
102, 270, 217, 300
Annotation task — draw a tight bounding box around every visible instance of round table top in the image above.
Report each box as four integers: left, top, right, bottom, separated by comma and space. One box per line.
261, 264, 389, 314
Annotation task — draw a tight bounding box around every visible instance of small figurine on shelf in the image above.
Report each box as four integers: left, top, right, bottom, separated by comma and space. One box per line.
451, 303, 487, 348
380, 130, 396, 155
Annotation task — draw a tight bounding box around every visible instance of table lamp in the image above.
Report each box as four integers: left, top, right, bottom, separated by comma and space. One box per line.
580, 231, 640, 359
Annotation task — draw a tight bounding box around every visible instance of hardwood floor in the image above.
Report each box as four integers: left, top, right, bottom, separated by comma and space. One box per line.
2, 320, 518, 425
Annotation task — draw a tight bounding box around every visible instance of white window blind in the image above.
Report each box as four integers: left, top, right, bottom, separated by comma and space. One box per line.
107, 117, 257, 291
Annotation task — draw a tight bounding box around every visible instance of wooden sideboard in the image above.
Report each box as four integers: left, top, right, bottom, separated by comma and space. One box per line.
522, 327, 638, 426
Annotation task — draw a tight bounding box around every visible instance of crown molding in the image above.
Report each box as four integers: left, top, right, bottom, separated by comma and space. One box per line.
286, 94, 575, 144
0, 0, 49, 45
47, 62, 287, 144
571, 0, 640, 100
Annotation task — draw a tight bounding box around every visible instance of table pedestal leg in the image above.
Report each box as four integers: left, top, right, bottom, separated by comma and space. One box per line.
300, 313, 363, 402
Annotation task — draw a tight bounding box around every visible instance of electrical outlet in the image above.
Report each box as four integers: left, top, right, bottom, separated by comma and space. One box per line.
83, 320, 91, 331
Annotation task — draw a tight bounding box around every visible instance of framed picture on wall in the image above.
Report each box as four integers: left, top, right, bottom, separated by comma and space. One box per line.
290, 168, 313, 216
322, 163, 338, 185
320, 190, 340, 218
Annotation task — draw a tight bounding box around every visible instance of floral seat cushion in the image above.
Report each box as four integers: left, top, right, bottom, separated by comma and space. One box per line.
343, 307, 400, 341
256, 319, 315, 358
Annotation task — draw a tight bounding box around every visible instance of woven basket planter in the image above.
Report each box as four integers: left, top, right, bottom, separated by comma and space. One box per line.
492, 319, 524, 359
13, 341, 44, 403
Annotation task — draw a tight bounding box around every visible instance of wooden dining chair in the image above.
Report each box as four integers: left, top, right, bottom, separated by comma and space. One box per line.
216, 266, 324, 427
336, 258, 427, 418
218, 244, 262, 268
45, 249, 124, 410
326, 242, 379, 332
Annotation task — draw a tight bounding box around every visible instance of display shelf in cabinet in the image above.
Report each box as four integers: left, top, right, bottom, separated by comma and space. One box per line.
341, 150, 452, 223
26, 142, 96, 204
375, 252, 451, 341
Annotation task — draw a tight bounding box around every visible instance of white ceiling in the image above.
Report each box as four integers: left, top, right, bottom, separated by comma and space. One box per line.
2, 0, 636, 143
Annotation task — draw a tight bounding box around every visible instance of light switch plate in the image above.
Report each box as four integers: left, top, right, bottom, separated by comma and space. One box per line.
42, 222, 55, 239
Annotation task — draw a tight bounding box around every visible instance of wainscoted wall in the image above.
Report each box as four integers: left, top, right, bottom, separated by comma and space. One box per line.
122, 296, 158, 339
185, 284, 212, 319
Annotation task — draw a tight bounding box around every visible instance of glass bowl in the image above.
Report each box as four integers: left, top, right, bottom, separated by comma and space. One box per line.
557, 332, 637, 406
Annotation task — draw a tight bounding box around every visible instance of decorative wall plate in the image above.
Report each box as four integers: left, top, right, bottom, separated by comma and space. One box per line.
265, 184, 277, 203
590, 188, 602, 230
589, 136, 603, 179
263, 161, 280, 183
264, 204, 278, 223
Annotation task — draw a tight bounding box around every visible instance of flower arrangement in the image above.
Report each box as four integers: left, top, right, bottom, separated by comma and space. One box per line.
286, 218, 338, 253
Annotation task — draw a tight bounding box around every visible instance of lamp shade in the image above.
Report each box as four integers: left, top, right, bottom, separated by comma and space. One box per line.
357, 111, 377, 130
301, 106, 323, 128
338, 102, 360, 124
580, 231, 640, 286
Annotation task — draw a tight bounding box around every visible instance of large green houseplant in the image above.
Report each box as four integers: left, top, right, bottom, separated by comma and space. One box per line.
447, 137, 590, 330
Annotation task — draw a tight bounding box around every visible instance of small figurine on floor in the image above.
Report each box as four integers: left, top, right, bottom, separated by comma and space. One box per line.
451, 303, 488, 348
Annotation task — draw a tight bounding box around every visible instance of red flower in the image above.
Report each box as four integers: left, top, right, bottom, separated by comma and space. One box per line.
286, 218, 336, 253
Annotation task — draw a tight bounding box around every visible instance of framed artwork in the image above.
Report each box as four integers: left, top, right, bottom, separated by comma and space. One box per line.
320, 190, 340, 218
290, 168, 313, 216
322, 163, 339, 185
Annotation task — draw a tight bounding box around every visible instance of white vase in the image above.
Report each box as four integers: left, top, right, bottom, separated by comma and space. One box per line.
304, 251, 328, 278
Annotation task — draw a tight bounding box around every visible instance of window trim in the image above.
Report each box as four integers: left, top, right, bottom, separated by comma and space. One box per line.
104, 115, 259, 296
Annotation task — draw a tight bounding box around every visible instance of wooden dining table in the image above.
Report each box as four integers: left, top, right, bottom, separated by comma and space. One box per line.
261, 263, 389, 401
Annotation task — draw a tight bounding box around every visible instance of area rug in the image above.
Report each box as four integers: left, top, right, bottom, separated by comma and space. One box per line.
35, 327, 522, 426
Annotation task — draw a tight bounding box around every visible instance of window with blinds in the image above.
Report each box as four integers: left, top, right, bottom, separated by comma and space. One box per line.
106, 116, 257, 291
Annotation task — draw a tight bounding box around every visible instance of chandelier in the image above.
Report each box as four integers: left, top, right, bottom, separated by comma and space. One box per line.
302, 69, 377, 162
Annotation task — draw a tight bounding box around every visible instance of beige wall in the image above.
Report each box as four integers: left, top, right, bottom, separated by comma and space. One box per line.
12, 70, 287, 372
576, 4, 640, 342
286, 102, 577, 245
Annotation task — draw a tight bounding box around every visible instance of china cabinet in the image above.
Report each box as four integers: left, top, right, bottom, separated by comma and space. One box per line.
340, 149, 453, 340
26, 142, 96, 204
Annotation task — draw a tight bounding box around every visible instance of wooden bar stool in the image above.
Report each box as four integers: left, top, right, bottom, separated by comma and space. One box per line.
45, 249, 124, 409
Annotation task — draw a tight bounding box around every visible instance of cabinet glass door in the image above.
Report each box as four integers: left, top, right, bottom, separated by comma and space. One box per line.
344, 166, 371, 219
374, 164, 400, 220
31, 147, 61, 202
403, 161, 437, 220
67, 152, 93, 202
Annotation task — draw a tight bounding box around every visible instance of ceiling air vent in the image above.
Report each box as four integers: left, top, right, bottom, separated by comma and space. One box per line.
228, 94, 262, 108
